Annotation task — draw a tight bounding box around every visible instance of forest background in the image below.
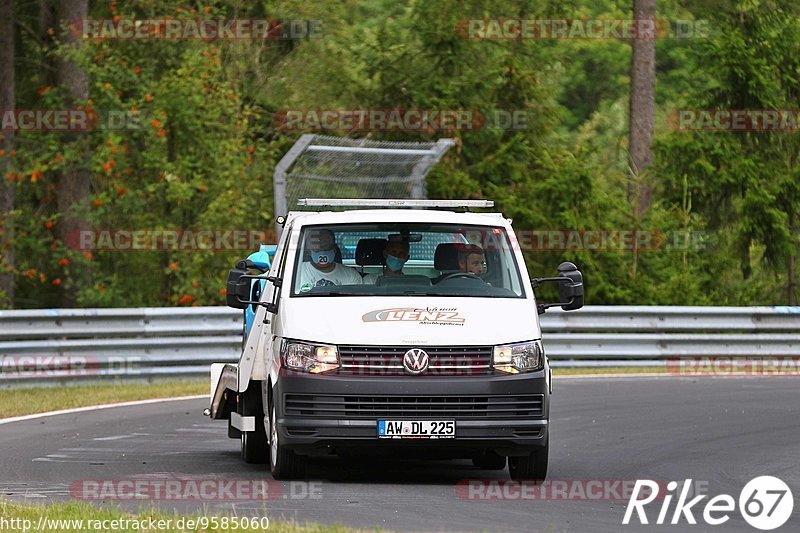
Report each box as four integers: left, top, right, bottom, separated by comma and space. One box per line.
1, 0, 798, 309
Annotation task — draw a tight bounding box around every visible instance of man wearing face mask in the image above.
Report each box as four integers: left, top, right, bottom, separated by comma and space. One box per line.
364, 235, 409, 285
296, 228, 363, 292
383, 238, 410, 276
363, 237, 411, 284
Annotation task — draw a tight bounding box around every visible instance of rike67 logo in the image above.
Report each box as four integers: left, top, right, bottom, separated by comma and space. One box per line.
624, 476, 794, 530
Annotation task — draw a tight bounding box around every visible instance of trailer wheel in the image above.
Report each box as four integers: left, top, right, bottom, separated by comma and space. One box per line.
508, 436, 548, 481
269, 399, 306, 480
240, 385, 267, 464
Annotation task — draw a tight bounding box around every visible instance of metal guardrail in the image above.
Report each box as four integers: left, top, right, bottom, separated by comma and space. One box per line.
1, 306, 798, 386
0, 307, 241, 340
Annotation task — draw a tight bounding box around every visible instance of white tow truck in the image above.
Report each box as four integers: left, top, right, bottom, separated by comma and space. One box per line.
207, 199, 584, 480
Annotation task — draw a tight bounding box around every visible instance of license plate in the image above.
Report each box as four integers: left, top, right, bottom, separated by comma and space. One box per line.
377, 420, 455, 439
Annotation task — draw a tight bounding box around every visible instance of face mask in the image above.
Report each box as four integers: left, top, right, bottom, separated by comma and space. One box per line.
385, 255, 407, 272
311, 249, 335, 265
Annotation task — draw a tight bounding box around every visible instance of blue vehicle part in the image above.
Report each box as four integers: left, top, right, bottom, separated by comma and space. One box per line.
244, 244, 277, 338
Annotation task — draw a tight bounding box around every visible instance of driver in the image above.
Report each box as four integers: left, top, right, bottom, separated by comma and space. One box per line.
458, 244, 486, 276
296, 228, 363, 291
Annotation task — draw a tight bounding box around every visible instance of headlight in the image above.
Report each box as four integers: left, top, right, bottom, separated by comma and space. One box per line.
493, 340, 544, 374
281, 341, 339, 374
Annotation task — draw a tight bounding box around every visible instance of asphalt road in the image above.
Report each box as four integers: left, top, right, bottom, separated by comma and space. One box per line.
1, 376, 798, 533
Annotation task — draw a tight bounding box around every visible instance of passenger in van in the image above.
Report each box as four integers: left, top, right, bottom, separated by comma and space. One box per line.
297, 228, 363, 290
362, 238, 410, 284
458, 244, 487, 276
382, 238, 410, 276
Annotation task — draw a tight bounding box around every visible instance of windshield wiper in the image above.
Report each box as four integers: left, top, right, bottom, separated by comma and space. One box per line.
400, 292, 457, 296
297, 290, 350, 296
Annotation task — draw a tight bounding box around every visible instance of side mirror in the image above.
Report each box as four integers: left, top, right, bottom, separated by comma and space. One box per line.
557, 261, 584, 311
531, 261, 585, 314
225, 266, 282, 311
226, 268, 250, 309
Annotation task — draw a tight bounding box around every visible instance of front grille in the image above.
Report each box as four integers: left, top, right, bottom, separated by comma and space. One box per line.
337, 345, 493, 376
284, 394, 544, 419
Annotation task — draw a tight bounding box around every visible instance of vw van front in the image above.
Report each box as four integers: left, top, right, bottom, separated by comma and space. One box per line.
253, 203, 584, 480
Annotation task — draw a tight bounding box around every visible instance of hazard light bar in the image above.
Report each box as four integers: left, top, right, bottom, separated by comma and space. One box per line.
297, 198, 494, 208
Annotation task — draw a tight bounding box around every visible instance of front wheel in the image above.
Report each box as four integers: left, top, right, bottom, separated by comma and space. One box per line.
269, 398, 306, 479
508, 438, 548, 481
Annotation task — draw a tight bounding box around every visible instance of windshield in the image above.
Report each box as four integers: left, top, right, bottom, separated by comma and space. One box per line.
291, 223, 525, 298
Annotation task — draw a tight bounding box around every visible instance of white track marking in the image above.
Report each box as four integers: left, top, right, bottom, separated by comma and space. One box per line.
0, 395, 206, 426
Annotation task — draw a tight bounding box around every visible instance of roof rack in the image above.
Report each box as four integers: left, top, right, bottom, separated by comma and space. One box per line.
297, 198, 494, 209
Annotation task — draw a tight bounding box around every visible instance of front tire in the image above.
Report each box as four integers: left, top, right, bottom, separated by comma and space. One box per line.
508, 437, 548, 481
268, 397, 306, 479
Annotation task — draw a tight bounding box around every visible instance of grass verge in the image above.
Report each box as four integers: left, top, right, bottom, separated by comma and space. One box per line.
1, 500, 359, 532
0, 380, 206, 419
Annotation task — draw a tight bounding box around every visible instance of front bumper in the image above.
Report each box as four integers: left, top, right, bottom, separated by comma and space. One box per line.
273, 371, 549, 457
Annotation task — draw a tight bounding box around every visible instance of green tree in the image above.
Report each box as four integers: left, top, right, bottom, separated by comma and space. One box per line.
655, 0, 800, 304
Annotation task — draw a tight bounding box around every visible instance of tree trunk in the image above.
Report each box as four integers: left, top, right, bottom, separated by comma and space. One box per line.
628, 0, 656, 218
0, 0, 16, 307
56, 0, 90, 307
41, 0, 58, 87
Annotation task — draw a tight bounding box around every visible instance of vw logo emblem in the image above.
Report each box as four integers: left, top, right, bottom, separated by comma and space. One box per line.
403, 348, 429, 375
